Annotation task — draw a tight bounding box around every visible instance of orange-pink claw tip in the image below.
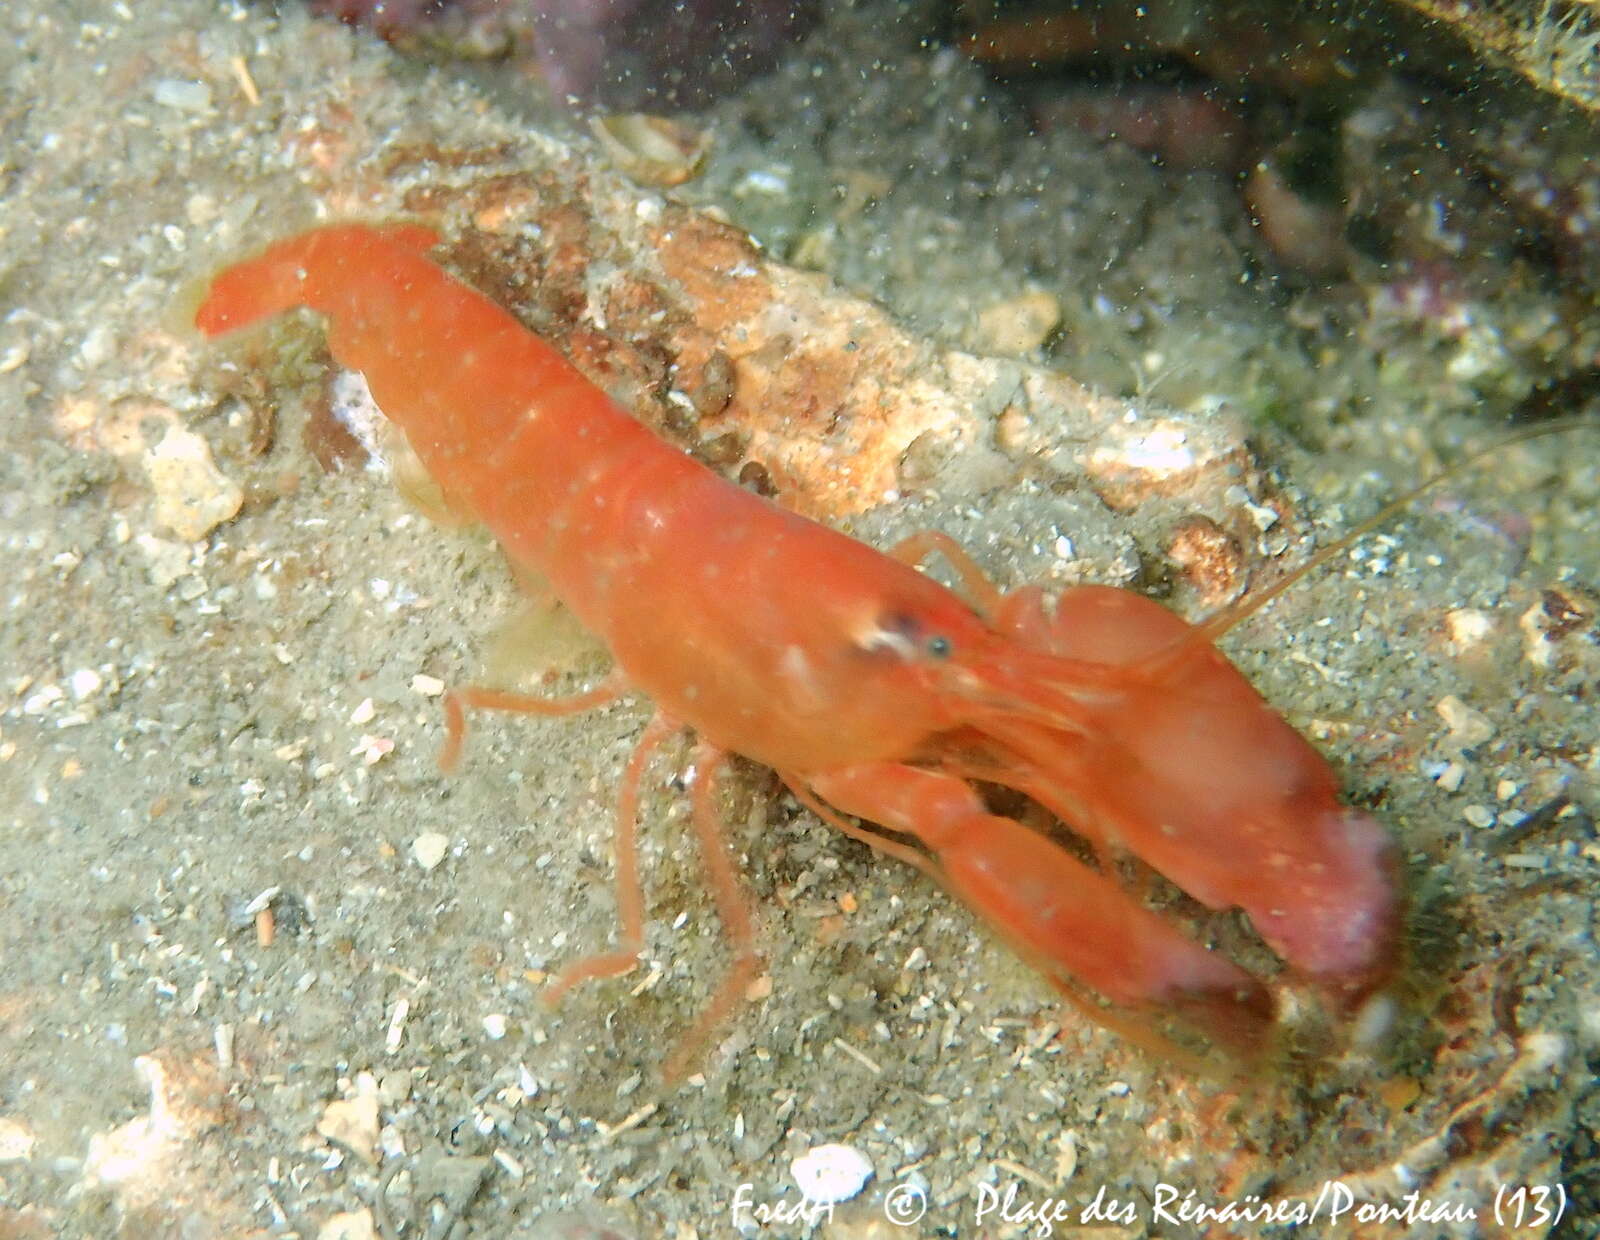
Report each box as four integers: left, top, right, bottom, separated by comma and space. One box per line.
1253, 808, 1401, 987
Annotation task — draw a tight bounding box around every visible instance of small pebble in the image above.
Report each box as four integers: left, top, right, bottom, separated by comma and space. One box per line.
1463, 805, 1496, 829
352, 734, 393, 766
411, 832, 449, 872
744, 973, 773, 1001
975, 289, 1061, 355
22, 685, 63, 715
410, 673, 445, 697
135, 533, 192, 587
316, 1075, 379, 1162
68, 668, 103, 700
185, 192, 218, 226
1444, 608, 1493, 650
78, 324, 115, 369
376, 1073, 411, 1107
482, 1013, 508, 1040
0, 1117, 35, 1163
316, 1210, 376, 1240
152, 78, 213, 112
1436, 694, 1495, 747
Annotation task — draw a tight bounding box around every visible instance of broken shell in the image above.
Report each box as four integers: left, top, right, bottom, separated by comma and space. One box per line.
590, 114, 711, 187
1079, 416, 1246, 511
790, 1142, 873, 1205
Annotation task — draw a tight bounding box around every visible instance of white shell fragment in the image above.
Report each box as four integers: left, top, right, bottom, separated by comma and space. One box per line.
411, 832, 450, 872
1086, 422, 1196, 475
789, 1142, 873, 1205
0, 1117, 35, 1163
143, 425, 242, 541
590, 113, 711, 187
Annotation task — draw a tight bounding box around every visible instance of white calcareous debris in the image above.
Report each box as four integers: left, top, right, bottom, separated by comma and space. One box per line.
134, 533, 193, 587
1087, 421, 1198, 476
316, 1073, 380, 1162
143, 424, 242, 541
352, 734, 394, 766
590, 112, 712, 188
1054, 1129, 1078, 1182
385, 997, 411, 1055
151, 78, 213, 113
411, 832, 450, 872
975, 289, 1061, 355
80, 1055, 207, 1200
21, 684, 63, 716
1444, 607, 1494, 650
789, 1142, 873, 1205
0, 1116, 35, 1163
1435, 694, 1495, 748
68, 667, 104, 700
316, 1209, 377, 1240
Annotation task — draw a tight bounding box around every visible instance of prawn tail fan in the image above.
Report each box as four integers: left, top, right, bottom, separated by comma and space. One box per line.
193, 222, 441, 337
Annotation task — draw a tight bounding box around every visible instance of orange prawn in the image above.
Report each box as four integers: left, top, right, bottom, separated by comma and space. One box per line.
194, 222, 1399, 1071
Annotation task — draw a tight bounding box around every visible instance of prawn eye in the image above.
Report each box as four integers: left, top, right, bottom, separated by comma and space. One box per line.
858, 613, 959, 662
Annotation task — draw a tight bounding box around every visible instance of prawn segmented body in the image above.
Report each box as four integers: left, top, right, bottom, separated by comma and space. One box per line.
195, 222, 1398, 1068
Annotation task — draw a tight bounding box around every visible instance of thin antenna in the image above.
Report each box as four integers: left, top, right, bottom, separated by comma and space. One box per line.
1193, 419, 1595, 644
